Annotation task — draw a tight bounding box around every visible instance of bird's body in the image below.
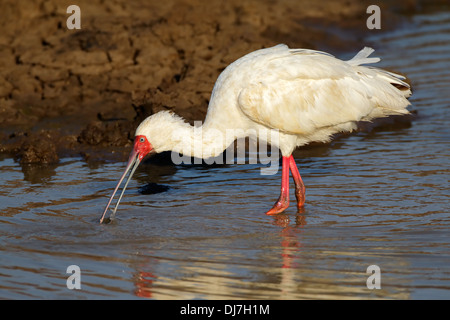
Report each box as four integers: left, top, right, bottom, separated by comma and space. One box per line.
100, 44, 411, 223
137, 44, 410, 156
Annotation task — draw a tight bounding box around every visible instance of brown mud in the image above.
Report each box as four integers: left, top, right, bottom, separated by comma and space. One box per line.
0, 0, 442, 164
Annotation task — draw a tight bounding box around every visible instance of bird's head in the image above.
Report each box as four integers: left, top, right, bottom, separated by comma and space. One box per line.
99, 111, 186, 224
133, 135, 153, 161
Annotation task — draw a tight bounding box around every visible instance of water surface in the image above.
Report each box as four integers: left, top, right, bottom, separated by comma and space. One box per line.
0, 11, 449, 299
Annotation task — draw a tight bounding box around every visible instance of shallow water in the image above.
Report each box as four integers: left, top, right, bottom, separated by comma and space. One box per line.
1, 11, 449, 299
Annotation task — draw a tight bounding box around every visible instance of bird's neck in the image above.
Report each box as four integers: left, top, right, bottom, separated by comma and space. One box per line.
169, 121, 235, 159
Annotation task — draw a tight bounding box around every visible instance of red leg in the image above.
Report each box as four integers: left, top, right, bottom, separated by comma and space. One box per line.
266, 156, 290, 215
289, 155, 305, 208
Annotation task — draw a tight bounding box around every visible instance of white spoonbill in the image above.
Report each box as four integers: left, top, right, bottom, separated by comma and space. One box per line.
99, 44, 411, 223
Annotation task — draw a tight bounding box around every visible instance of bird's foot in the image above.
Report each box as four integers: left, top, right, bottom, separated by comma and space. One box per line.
294, 187, 305, 209
265, 198, 289, 215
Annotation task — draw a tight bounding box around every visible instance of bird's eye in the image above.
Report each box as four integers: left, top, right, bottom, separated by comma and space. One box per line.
139, 137, 145, 143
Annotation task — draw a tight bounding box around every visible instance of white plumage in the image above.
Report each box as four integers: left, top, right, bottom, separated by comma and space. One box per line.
100, 44, 411, 223
137, 44, 410, 155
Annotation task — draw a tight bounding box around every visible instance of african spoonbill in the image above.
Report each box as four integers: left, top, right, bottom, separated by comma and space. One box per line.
99, 44, 411, 223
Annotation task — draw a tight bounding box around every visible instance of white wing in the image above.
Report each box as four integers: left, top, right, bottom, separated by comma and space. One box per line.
237, 45, 411, 136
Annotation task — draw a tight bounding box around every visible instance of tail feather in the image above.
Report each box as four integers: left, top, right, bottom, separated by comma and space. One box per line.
347, 47, 380, 66
349, 47, 412, 98
369, 67, 412, 99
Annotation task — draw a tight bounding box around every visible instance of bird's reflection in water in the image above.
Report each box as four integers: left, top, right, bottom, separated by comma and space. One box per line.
269, 208, 307, 296
271, 207, 307, 228
134, 271, 157, 299
131, 209, 309, 299
271, 208, 307, 272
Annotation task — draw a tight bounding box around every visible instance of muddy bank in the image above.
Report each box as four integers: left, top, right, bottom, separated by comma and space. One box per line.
0, 0, 443, 164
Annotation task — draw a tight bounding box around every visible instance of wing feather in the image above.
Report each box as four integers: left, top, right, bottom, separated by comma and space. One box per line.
237, 46, 410, 135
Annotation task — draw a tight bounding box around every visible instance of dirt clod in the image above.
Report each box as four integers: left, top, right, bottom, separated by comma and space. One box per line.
18, 136, 59, 164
